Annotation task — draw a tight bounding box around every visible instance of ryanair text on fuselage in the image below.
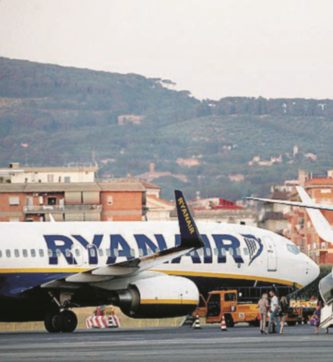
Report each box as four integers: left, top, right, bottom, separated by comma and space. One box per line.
43, 233, 263, 266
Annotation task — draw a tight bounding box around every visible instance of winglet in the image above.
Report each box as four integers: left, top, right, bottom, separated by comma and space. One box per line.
175, 190, 204, 249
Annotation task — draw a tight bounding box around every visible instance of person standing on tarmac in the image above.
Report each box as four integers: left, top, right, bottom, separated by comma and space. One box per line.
279, 296, 289, 335
268, 290, 280, 334
258, 293, 269, 334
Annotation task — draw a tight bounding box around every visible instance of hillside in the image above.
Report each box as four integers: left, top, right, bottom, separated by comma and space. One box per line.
0, 57, 333, 199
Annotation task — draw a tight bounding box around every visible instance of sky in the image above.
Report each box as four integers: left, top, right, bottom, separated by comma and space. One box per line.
0, 0, 333, 100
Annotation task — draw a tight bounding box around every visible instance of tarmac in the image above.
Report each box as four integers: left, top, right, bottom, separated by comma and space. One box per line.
0, 324, 333, 362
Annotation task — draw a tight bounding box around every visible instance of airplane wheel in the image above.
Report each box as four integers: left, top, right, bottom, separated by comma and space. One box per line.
44, 312, 61, 333
61, 310, 78, 333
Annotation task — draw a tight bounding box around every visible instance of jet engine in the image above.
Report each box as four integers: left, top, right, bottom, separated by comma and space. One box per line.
115, 275, 199, 318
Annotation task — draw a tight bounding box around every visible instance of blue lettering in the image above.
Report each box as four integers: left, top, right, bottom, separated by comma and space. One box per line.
134, 234, 167, 255
212, 234, 244, 264
44, 235, 77, 265
171, 234, 201, 264
107, 234, 132, 264
72, 234, 103, 264
201, 234, 212, 264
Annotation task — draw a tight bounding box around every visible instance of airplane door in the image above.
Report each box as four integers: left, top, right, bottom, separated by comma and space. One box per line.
264, 237, 277, 272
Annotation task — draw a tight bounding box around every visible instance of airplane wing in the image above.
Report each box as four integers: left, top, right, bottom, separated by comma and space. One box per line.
44, 190, 204, 285
248, 186, 333, 243
247, 190, 333, 212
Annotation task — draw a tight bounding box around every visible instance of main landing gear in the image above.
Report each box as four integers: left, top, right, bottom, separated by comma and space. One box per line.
44, 310, 78, 333
44, 291, 78, 333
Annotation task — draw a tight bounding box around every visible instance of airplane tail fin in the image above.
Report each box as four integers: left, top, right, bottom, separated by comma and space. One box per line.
175, 190, 204, 249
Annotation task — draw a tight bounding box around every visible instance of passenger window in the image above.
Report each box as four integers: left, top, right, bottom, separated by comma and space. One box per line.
31, 249, 36, 257
14, 249, 20, 257
243, 248, 249, 255
23, 249, 28, 257
130, 248, 135, 257
105, 249, 111, 257
0, 250, 2, 257
56, 249, 61, 257
98, 249, 104, 257
75, 249, 80, 257
89, 248, 96, 257
6, 249, 11, 258
206, 248, 212, 257
65, 249, 71, 257
39, 249, 44, 257
48, 249, 53, 257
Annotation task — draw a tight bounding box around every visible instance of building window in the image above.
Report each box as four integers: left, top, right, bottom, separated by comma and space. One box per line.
47, 174, 54, 183
107, 196, 113, 205
9, 196, 20, 206
64, 176, 71, 183
48, 197, 57, 206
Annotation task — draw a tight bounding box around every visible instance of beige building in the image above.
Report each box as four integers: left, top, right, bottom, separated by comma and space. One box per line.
141, 181, 174, 220
0, 163, 97, 184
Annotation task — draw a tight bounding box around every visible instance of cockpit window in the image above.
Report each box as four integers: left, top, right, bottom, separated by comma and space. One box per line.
287, 244, 300, 255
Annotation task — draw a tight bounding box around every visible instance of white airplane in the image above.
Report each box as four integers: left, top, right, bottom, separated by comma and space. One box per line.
0, 190, 319, 333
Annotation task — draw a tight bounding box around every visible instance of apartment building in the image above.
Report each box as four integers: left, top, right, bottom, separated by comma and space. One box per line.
0, 163, 145, 222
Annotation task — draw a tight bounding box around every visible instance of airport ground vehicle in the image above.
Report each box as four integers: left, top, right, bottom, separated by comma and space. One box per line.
196, 290, 259, 327
288, 298, 317, 325
192, 289, 316, 327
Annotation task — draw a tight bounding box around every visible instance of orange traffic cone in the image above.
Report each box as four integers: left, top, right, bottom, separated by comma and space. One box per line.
220, 315, 227, 331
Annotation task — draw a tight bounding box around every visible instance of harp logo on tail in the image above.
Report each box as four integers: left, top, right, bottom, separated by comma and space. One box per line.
241, 234, 263, 265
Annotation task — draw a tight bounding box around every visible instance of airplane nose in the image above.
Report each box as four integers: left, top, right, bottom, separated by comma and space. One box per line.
306, 257, 320, 284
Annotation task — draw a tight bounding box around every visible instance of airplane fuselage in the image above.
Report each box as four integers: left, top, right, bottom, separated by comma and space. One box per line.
0, 221, 318, 302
